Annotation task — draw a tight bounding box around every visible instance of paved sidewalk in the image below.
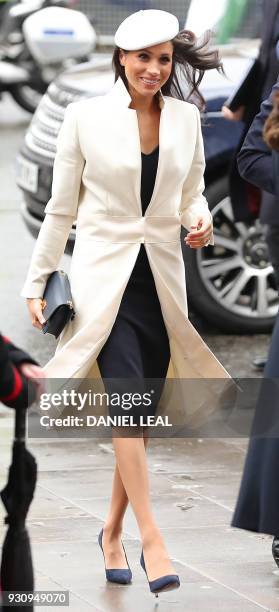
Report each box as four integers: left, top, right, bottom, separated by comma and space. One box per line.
1, 410, 278, 612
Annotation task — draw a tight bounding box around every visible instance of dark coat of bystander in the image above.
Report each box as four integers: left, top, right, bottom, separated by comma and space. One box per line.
232, 82, 279, 550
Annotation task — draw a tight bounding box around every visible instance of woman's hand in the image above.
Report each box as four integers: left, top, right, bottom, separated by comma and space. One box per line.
184, 217, 213, 249
27, 298, 46, 330
222, 105, 245, 122
19, 362, 46, 400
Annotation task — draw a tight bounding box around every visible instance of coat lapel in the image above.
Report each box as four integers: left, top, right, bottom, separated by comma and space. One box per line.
106, 77, 167, 217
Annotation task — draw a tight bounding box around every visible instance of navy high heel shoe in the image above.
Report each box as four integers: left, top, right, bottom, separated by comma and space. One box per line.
140, 549, 180, 597
98, 528, 132, 584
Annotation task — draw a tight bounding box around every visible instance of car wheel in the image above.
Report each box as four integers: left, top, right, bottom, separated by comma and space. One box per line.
183, 176, 278, 333
11, 85, 44, 114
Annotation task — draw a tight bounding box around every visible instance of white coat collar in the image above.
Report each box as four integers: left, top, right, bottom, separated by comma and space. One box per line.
108, 76, 165, 110
105, 75, 168, 218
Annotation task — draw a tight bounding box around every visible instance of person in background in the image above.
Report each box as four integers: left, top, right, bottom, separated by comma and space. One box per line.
0, 333, 45, 603
0, 332, 45, 409
222, 0, 279, 371
232, 77, 279, 568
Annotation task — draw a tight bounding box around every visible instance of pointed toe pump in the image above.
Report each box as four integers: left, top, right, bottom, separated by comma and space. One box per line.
98, 528, 132, 584
140, 549, 180, 597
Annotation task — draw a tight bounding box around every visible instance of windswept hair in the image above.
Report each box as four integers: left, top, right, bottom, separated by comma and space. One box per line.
112, 29, 224, 110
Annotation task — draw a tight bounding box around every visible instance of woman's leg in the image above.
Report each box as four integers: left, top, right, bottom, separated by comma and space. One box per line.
101, 435, 149, 569
112, 294, 173, 581
97, 275, 172, 579
97, 318, 150, 569
112, 434, 176, 582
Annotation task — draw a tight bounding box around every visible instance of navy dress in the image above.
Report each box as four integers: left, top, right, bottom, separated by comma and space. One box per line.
97, 145, 170, 418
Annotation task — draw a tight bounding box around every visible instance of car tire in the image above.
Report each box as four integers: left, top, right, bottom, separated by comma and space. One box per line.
183, 176, 278, 334
11, 85, 44, 114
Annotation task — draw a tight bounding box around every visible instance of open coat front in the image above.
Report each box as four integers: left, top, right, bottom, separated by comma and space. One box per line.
21, 76, 232, 425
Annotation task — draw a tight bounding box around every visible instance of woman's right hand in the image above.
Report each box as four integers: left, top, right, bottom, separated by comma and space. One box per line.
27, 298, 46, 330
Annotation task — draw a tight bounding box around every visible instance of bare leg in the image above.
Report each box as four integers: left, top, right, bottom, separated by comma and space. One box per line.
111, 434, 176, 581
101, 430, 149, 569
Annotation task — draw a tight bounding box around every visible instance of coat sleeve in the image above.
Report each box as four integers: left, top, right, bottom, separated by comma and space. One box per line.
179, 105, 214, 246
237, 81, 279, 195
0, 333, 38, 410
21, 102, 85, 298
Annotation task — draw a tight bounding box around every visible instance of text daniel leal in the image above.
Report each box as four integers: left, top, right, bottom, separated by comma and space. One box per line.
40, 415, 172, 427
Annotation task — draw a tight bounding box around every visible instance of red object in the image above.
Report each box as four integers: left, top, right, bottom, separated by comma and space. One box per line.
0, 332, 38, 410
0, 365, 23, 403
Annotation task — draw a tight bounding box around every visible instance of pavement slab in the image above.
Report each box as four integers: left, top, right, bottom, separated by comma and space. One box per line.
1, 419, 278, 611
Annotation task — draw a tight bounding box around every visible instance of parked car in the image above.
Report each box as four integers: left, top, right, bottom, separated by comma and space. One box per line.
16, 46, 279, 333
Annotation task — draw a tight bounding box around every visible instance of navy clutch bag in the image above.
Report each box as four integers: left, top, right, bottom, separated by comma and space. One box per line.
42, 270, 75, 339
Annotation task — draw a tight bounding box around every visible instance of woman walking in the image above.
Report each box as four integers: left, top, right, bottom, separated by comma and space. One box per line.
21, 9, 230, 596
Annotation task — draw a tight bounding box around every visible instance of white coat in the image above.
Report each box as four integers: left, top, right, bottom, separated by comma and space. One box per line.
21, 76, 232, 427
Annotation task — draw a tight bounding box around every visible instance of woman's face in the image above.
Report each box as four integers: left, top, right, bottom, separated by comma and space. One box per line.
119, 42, 173, 100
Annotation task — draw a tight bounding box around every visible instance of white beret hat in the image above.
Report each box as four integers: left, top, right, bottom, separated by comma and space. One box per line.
114, 9, 179, 51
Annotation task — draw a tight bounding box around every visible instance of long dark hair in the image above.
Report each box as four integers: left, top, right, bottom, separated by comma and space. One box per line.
112, 29, 224, 110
